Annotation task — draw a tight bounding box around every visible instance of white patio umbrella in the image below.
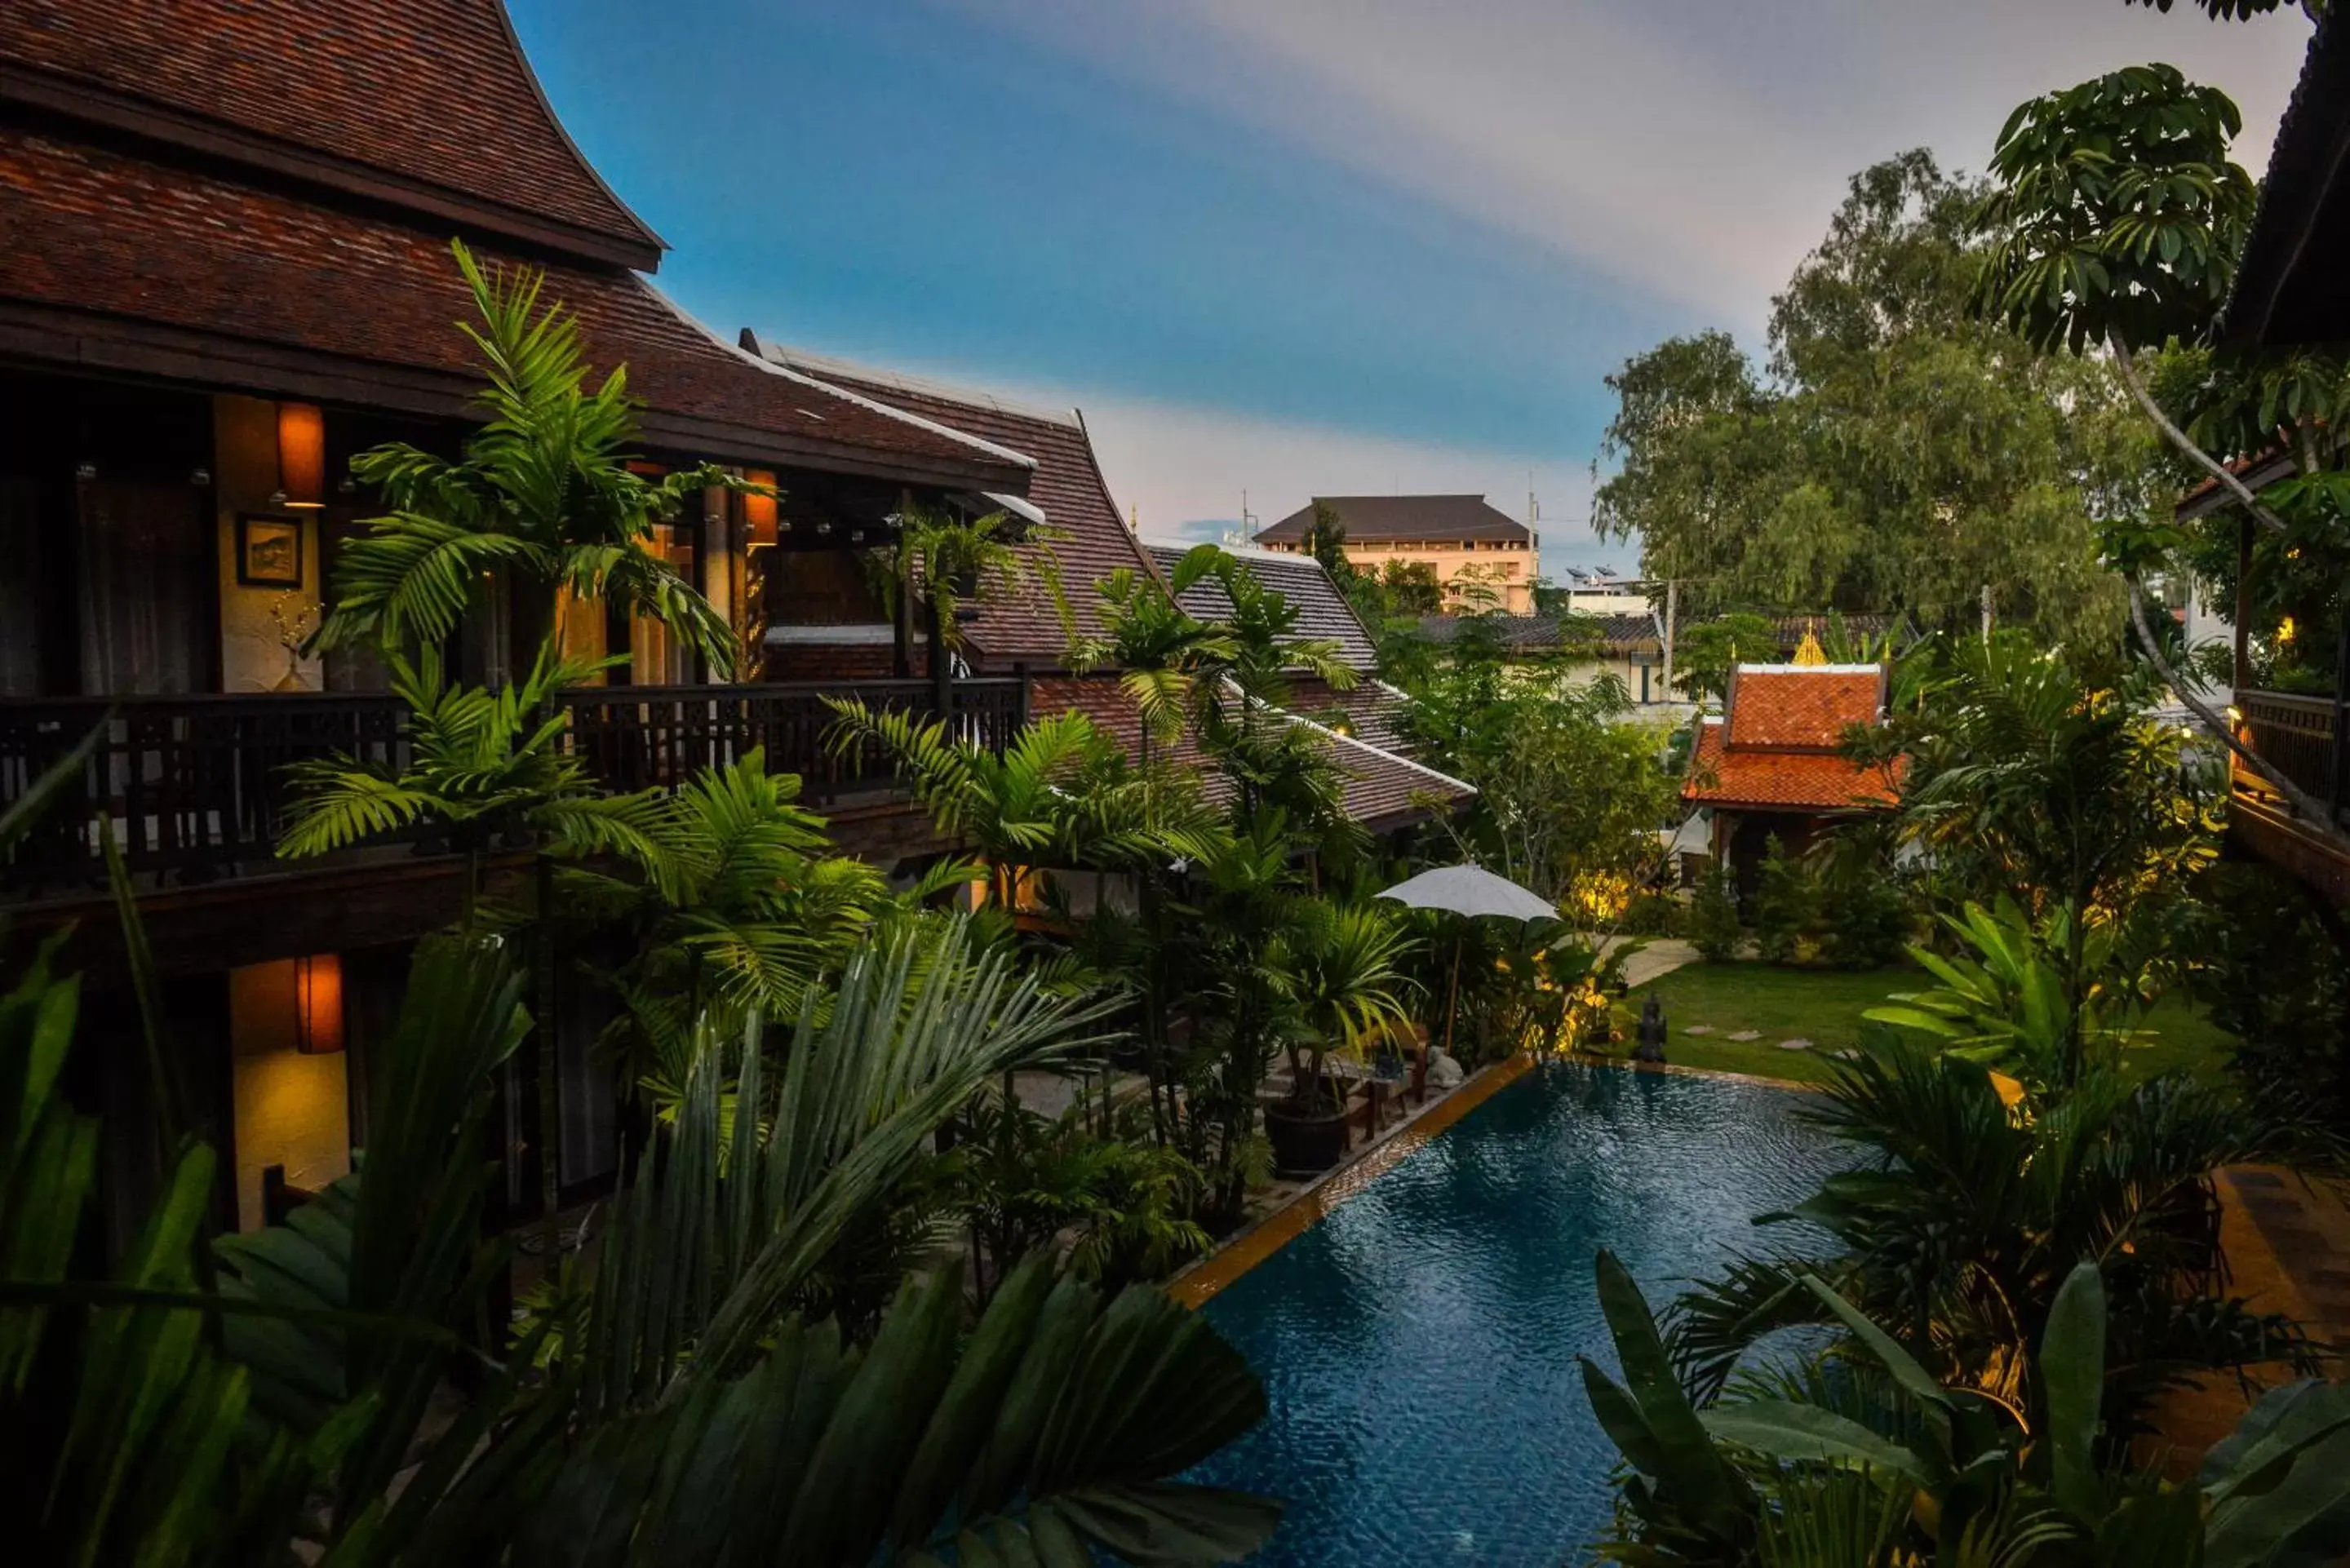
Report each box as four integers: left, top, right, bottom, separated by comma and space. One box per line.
1377, 863, 1559, 1079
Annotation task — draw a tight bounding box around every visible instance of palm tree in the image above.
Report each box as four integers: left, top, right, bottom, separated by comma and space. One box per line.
1081, 557, 1237, 762
1665, 1044, 2314, 1422
1277, 899, 1415, 1115
2, 915, 1284, 1566
1585, 1252, 2350, 1568
310, 239, 744, 677
877, 504, 1077, 667
277, 642, 674, 923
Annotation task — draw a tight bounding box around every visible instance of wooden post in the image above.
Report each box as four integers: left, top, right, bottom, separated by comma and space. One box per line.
1661, 578, 1678, 701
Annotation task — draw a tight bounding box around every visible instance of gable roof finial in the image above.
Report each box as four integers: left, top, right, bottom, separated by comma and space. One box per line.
1794, 619, 1828, 667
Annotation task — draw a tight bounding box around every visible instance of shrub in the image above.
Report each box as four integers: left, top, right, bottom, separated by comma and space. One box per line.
1823, 872, 1910, 969
1752, 835, 1811, 964
1619, 888, 1685, 937
1687, 862, 1742, 962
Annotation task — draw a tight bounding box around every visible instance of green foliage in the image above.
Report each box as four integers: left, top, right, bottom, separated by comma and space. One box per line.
1379, 559, 1444, 615
1811, 823, 1911, 970
1673, 614, 1780, 706
1883, 633, 2222, 926
313, 239, 740, 674
1590, 1252, 2350, 1568
1667, 1043, 2312, 1423
879, 503, 1076, 656
1596, 153, 2144, 646
957, 1096, 1211, 1297
1301, 499, 1355, 587
1751, 836, 1811, 966
1975, 63, 2255, 355
1277, 899, 1416, 1110
1687, 861, 1743, 963
1407, 653, 1676, 909
277, 642, 675, 918
1866, 898, 2162, 1092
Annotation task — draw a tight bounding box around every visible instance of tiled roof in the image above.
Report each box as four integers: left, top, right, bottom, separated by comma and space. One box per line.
0, 0, 659, 264
1683, 720, 1901, 813
752, 340, 1153, 665
0, 130, 1023, 485
1256, 494, 1529, 545
2219, 9, 2350, 347
1722, 665, 1885, 752
1030, 675, 1469, 831
1287, 676, 1414, 755
1146, 544, 1381, 672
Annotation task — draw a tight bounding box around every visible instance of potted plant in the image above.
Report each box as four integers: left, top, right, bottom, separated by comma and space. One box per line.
1265, 900, 1414, 1176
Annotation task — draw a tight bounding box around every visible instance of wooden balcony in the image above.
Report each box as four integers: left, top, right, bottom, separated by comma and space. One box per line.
0, 677, 1025, 903
2230, 688, 2350, 905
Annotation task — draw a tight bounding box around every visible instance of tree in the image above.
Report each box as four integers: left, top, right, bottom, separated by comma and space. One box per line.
1380, 559, 1444, 615
1301, 498, 1355, 587
1595, 153, 2146, 646
1671, 612, 1779, 707
312, 240, 741, 676
1972, 60, 2350, 853
876, 503, 1076, 668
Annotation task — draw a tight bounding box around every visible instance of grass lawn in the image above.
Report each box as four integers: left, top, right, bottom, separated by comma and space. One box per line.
1625, 959, 2237, 1086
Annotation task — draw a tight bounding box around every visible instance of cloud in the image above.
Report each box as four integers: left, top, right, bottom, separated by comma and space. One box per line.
937, 0, 2310, 330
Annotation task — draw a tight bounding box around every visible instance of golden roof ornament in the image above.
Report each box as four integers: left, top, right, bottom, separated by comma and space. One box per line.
1793, 621, 1828, 666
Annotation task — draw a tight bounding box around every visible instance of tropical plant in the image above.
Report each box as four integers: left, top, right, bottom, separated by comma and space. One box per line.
1688, 861, 1743, 963
3, 906, 1284, 1566
1587, 1251, 2350, 1568
876, 503, 1075, 658
311, 238, 743, 675
555, 747, 924, 1097
1864, 898, 2162, 1092
1277, 900, 1415, 1113
1873, 633, 2222, 930
956, 1095, 1212, 1299
1665, 1043, 2313, 1422
277, 642, 673, 914
1751, 835, 1811, 965
1971, 60, 2350, 850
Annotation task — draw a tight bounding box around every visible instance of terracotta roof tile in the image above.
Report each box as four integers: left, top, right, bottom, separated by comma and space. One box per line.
1723, 665, 1885, 751
1683, 720, 1902, 812
0, 0, 656, 258
0, 130, 1024, 483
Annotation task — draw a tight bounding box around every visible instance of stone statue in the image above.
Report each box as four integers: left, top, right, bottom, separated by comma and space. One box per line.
1634, 996, 1669, 1064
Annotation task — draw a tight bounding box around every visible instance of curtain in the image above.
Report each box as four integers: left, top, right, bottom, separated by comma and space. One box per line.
77, 477, 211, 694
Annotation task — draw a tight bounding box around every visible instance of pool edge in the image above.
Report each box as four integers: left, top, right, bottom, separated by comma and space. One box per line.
1168, 1053, 1535, 1309
1166, 1052, 1809, 1309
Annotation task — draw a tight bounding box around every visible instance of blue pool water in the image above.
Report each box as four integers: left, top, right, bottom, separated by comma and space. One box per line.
1190, 1063, 1844, 1566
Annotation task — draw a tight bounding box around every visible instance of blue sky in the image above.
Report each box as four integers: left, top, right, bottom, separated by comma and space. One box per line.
508, 1, 2309, 565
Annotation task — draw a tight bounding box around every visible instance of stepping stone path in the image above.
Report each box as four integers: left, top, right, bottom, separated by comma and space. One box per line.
1776, 1038, 1813, 1052
1682, 1025, 1714, 1036
1726, 1030, 1762, 1043
1830, 1048, 1860, 1061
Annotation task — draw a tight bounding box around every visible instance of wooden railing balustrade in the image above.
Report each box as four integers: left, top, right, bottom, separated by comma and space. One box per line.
0, 676, 1026, 897
2234, 687, 2347, 826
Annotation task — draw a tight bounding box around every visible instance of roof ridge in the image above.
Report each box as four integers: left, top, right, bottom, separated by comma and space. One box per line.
742, 334, 1081, 430
721, 325, 1039, 470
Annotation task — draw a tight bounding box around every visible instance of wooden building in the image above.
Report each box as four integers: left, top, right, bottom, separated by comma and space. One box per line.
0, 0, 1041, 1244
1680, 662, 1902, 893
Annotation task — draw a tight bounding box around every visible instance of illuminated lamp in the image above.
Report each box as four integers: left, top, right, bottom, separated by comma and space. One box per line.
293, 953, 344, 1055
276, 402, 327, 509
743, 470, 778, 547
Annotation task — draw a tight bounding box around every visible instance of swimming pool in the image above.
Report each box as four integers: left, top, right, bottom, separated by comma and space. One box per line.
1188, 1062, 1844, 1566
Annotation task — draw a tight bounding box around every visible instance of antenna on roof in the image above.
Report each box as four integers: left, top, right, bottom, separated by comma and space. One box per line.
1240, 489, 1257, 543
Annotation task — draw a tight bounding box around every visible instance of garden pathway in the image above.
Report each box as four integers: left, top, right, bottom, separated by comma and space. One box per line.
1598, 937, 1700, 989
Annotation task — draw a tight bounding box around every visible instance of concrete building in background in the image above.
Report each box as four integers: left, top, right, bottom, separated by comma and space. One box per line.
1253, 494, 1538, 613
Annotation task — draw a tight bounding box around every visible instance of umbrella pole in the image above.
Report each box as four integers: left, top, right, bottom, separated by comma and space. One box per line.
1432, 929, 1464, 1101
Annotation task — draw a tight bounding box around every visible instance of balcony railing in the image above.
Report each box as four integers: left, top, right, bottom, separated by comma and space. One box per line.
2235, 688, 2348, 826
0, 677, 1026, 899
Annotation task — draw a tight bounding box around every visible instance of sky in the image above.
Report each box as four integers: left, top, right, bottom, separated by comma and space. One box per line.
507, 1, 2312, 568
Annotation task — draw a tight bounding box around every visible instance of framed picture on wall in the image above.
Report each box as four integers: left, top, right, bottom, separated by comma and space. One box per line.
237, 513, 304, 587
